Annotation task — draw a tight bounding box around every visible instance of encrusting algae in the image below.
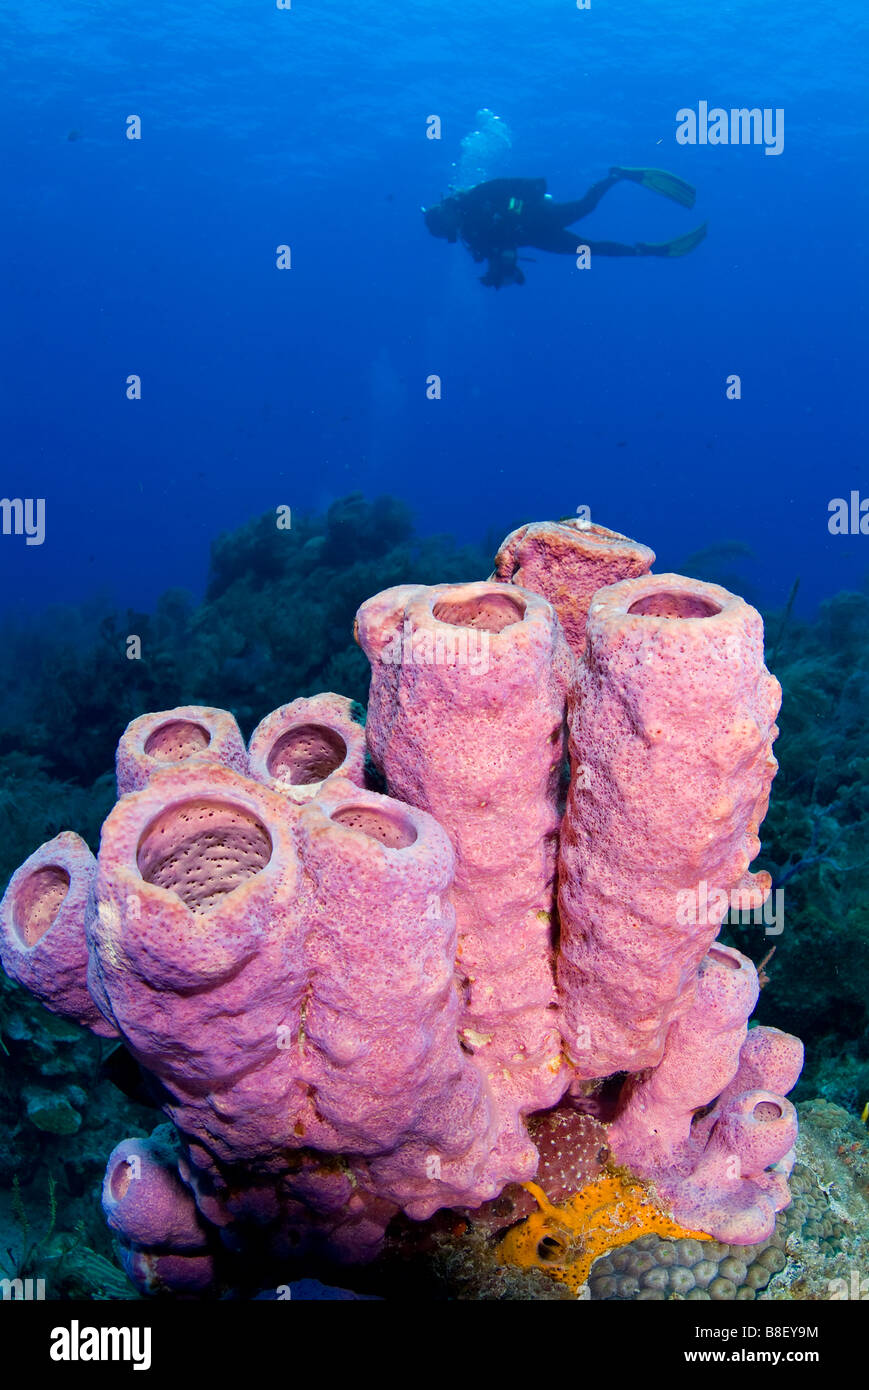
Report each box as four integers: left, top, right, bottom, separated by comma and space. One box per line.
496, 1169, 713, 1295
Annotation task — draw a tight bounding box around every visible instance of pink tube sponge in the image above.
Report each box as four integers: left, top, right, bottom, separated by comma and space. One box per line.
293, 776, 530, 1213
0, 516, 810, 1279
89, 759, 526, 1214
690, 1024, 804, 1150
492, 519, 654, 657
557, 572, 781, 1079
356, 580, 571, 1121
87, 763, 310, 1162
667, 1092, 799, 1244
608, 945, 760, 1172
247, 693, 366, 801
0, 831, 117, 1037
115, 705, 249, 795
102, 1132, 210, 1252
118, 1245, 216, 1296
607, 947, 802, 1245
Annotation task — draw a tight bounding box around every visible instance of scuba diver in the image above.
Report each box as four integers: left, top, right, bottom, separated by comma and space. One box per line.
423, 167, 707, 288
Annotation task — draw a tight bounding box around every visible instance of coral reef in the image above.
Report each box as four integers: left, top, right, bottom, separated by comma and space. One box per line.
0, 984, 149, 1298
370, 1099, 867, 1302
725, 588, 869, 1109
496, 1171, 713, 1295
0, 494, 862, 1107
1, 511, 815, 1301
588, 1099, 869, 1301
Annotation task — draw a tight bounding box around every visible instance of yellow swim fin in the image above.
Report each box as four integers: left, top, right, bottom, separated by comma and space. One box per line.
637, 221, 708, 257
611, 166, 697, 208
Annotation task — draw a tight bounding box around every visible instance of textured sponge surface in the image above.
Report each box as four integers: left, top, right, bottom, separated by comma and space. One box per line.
137, 799, 272, 914
14, 865, 71, 946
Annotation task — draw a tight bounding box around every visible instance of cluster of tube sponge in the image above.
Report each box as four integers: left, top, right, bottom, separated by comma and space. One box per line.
0, 519, 803, 1292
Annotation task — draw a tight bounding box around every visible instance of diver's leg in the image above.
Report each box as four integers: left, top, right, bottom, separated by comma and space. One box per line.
522, 221, 707, 259
549, 175, 620, 225
522, 228, 638, 255
581, 238, 644, 257
580, 224, 707, 258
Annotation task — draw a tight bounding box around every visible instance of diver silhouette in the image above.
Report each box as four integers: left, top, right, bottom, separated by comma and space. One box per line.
423, 168, 707, 288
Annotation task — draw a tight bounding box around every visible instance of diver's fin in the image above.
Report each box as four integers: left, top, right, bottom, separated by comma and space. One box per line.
611, 166, 697, 208
637, 221, 707, 258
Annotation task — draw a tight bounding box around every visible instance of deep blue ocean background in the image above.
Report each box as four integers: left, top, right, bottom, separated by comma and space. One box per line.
1, 0, 867, 617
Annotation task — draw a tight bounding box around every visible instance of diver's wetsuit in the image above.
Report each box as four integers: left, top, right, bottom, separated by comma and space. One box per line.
424, 172, 706, 287
457, 175, 628, 253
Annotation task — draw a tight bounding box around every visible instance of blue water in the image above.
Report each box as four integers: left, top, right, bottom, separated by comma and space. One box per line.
1, 0, 867, 616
